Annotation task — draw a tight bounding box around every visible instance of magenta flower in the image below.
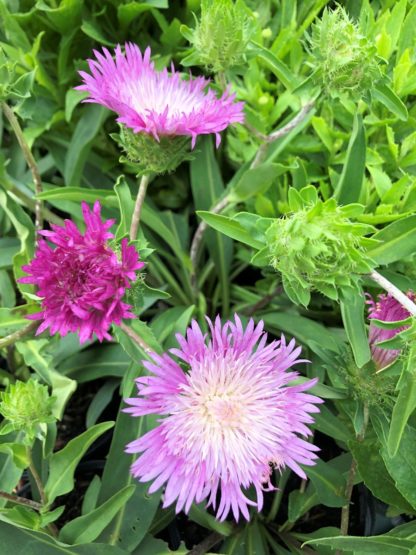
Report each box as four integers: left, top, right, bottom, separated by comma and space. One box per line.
76, 43, 244, 148
367, 292, 414, 370
124, 315, 322, 521
19, 201, 144, 343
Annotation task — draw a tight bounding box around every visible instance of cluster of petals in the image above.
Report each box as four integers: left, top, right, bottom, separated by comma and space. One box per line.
20, 201, 143, 343
367, 291, 415, 370
76, 43, 245, 148
124, 315, 322, 521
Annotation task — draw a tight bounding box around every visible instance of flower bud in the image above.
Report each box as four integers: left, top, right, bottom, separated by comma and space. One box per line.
265, 187, 375, 305
307, 7, 381, 99
183, 0, 255, 73
0, 379, 55, 440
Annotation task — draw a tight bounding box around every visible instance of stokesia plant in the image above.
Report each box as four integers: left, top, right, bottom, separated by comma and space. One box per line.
2, 1, 416, 554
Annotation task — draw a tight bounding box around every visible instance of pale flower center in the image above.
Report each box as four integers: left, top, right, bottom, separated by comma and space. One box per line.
202, 393, 243, 429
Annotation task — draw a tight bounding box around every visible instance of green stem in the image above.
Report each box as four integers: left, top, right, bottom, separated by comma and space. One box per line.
2, 102, 43, 235
337, 403, 369, 552
26, 448, 59, 537
130, 174, 150, 241
0, 490, 42, 511
119, 321, 152, 355
0, 322, 37, 350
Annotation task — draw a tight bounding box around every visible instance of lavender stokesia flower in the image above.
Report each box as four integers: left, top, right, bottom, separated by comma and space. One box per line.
125, 316, 322, 521
19, 201, 143, 343
76, 43, 244, 148
367, 292, 415, 370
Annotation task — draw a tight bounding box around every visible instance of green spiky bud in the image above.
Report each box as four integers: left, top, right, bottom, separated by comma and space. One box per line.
307, 7, 381, 100
182, 0, 255, 73
0, 380, 55, 441
112, 126, 193, 176
265, 186, 375, 306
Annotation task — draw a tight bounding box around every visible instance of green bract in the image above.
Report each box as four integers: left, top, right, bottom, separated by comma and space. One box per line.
307, 7, 381, 100
265, 187, 376, 305
0, 379, 55, 440
113, 126, 193, 176
182, 0, 255, 72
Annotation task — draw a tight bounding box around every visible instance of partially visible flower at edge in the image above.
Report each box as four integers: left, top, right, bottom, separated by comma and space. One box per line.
124, 315, 322, 522
367, 291, 415, 370
19, 201, 144, 343
76, 43, 245, 149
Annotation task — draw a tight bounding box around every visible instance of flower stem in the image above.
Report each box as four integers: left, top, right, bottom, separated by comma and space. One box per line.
0, 322, 37, 350
2, 102, 43, 235
26, 448, 59, 537
119, 321, 152, 355
250, 101, 314, 168
187, 531, 223, 555
130, 174, 150, 241
27, 448, 47, 505
337, 403, 369, 553
369, 270, 416, 316
0, 490, 43, 511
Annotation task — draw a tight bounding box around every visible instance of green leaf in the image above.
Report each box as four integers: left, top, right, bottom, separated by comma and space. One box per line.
0, 521, 128, 554
114, 176, 134, 240
350, 437, 414, 513
388, 371, 416, 457
118, 1, 168, 30
45, 422, 114, 505
59, 344, 130, 383
189, 504, 233, 537
306, 458, 347, 507
335, 113, 366, 205
372, 83, 408, 121
37, 187, 118, 205
16, 339, 77, 419
261, 312, 341, 354
229, 163, 293, 202
288, 488, 319, 523
304, 534, 414, 553
59, 485, 136, 544
0, 190, 34, 291
86, 379, 119, 428
381, 424, 416, 510
340, 289, 371, 368
196, 212, 264, 249
36, 0, 83, 34
190, 136, 233, 312
368, 215, 416, 265
0, 238, 20, 269
249, 41, 300, 90
64, 105, 108, 187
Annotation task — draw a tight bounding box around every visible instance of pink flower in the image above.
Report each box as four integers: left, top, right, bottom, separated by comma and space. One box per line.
124, 315, 322, 521
367, 292, 414, 370
19, 201, 144, 343
76, 43, 244, 148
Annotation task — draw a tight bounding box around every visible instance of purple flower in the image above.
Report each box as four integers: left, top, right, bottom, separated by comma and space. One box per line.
19, 201, 144, 343
76, 43, 245, 148
367, 292, 414, 370
124, 315, 322, 521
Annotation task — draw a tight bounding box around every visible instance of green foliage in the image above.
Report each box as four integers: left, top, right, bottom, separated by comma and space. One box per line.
266, 187, 375, 305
